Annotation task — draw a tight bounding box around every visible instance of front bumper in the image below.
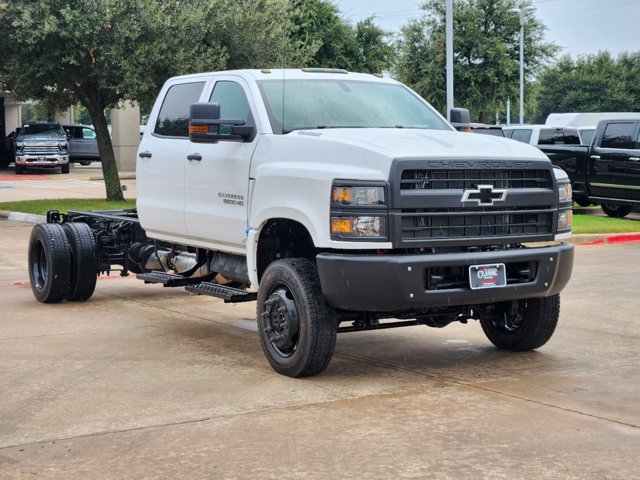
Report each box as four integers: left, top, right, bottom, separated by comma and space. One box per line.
316, 243, 574, 312
15, 155, 68, 167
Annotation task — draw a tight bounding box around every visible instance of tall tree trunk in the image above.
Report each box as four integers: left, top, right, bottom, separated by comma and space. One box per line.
83, 88, 125, 202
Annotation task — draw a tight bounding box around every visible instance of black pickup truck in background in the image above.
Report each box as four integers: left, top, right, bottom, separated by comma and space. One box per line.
539, 119, 640, 217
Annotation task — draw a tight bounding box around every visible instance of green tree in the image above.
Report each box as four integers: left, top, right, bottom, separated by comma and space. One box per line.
0, 0, 310, 200
291, 0, 395, 73
535, 51, 640, 122
395, 0, 557, 123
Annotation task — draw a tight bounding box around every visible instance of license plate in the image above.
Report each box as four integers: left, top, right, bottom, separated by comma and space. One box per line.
38, 157, 45, 161
469, 263, 507, 290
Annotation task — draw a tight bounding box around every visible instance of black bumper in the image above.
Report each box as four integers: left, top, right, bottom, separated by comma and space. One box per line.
316, 243, 574, 312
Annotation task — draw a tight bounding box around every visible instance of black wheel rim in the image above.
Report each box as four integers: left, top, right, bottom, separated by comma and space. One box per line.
261, 286, 300, 358
31, 240, 47, 289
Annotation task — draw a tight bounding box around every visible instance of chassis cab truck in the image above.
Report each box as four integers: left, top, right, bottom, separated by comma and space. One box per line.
27, 69, 574, 377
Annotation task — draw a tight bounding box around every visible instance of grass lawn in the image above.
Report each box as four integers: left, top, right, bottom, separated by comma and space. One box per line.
571, 212, 640, 234
0, 198, 136, 215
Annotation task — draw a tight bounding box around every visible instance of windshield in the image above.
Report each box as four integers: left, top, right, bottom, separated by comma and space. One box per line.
19, 124, 65, 138
257, 79, 451, 134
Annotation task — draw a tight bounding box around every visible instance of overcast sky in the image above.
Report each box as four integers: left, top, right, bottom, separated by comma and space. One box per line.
334, 0, 640, 59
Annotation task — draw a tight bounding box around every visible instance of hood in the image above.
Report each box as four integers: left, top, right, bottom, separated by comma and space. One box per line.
291, 128, 548, 161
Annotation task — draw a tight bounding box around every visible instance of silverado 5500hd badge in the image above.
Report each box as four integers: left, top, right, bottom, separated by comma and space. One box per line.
218, 192, 245, 206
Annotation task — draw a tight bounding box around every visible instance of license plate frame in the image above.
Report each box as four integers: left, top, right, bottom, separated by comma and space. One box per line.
469, 263, 507, 290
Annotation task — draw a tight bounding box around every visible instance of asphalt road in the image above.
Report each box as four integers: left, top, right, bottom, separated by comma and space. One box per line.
1, 217, 639, 480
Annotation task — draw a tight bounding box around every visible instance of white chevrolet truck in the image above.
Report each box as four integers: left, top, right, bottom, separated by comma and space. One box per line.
28, 69, 574, 377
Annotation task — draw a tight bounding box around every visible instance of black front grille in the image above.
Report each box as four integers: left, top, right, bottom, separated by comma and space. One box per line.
401, 207, 553, 240
400, 169, 552, 190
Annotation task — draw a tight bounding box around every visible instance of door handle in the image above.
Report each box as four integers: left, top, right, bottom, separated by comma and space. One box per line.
590, 155, 600, 160
138, 151, 152, 159
187, 153, 202, 162
629, 157, 640, 162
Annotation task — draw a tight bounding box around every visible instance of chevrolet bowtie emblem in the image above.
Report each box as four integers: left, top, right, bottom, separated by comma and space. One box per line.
461, 185, 508, 206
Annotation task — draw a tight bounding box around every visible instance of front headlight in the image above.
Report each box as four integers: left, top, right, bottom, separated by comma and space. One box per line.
557, 209, 573, 231
331, 185, 385, 206
16, 142, 24, 151
331, 215, 387, 239
558, 182, 572, 204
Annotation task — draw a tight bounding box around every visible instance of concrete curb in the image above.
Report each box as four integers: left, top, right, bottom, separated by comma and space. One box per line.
0, 210, 46, 224
2, 208, 640, 245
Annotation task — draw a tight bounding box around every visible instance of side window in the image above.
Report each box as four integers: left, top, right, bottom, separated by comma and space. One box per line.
82, 128, 96, 139
510, 129, 532, 144
209, 81, 252, 124
154, 81, 206, 137
601, 123, 636, 149
635, 127, 640, 149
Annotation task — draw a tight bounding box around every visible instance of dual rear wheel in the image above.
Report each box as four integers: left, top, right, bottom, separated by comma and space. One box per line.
28, 223, 97, 303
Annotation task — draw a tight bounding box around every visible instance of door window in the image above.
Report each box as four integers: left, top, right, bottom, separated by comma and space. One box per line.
510, 129, 532, 144
154, 81, 206, 137
209, 81, 253, 128
82, 127, 96, 139
601, 123, 636, 149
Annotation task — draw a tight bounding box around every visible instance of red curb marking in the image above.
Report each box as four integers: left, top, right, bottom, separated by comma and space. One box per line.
0, 174, 47, 181
607, 233, 640, 244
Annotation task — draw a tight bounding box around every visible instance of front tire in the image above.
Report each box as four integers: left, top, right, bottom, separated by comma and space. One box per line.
62, 222, 98, 301
257, 259, 337, 378
601, 203, 633, 218
480, 295, 560, 351
61, 163, 70, 174
15, 164, 25, 175
28, 224, 72, 303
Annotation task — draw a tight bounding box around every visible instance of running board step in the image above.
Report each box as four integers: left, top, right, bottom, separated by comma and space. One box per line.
185, 282, 257, 303
136, 271, 203, 287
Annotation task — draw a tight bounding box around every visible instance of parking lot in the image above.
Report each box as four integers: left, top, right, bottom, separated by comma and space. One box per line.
1, 170, 639, 479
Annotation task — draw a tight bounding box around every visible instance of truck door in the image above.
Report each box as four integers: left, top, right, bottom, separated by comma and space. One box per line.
184, 78, 259, 252
589, 121, 640, 202
137, 80, 207, 239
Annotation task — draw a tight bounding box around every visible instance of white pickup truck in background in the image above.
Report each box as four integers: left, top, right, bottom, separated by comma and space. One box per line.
27, 69, 574, 377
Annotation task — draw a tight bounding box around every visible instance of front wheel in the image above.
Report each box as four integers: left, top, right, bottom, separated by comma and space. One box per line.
601, 203, 633, 218
480, 295, 560, 351
15, 164, 25, 175
257, 259, 337, 378
61, 163, 70, 174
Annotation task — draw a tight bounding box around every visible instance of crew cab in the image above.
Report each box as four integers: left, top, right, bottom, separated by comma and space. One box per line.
26, 69, 574, 377
540, 118, 640, 216
14, 121, 70, 174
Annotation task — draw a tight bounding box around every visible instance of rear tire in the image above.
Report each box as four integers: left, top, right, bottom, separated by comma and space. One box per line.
28, 224, 72, 303
601, 203, 633, 218
62, 223, 98, 301
480, 295, 560, 351
257, 259, 337, 378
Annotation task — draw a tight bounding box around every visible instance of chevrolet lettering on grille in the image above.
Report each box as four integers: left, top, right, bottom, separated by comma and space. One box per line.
461, 184, 508, 206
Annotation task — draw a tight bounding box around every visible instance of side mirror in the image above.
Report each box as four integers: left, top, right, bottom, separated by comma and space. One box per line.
189, 102, 254, 143
449, 108, 471, 132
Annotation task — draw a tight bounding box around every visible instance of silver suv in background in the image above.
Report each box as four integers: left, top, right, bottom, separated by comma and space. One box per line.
63, 125, 100, 165
15, 121, 70, 174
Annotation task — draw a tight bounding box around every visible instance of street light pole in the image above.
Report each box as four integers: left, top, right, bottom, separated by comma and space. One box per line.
509, 6, 534, 125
